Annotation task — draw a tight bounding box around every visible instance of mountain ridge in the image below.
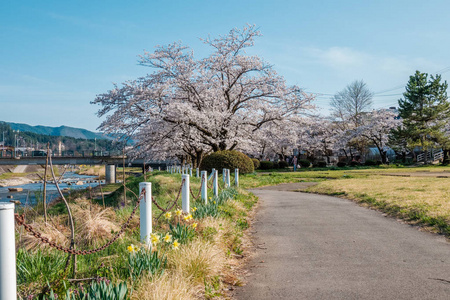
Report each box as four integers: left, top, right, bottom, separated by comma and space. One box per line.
5, 122, 111, 140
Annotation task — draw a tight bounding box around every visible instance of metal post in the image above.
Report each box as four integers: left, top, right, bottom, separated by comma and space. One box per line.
139, 182, 152, 245
182, 174, 190, 213
0, 202, 16, 300
201, 171, 207, 204
196, 168, 199, 178
226, 169, 231, 188
213, 170, 218, 197
235, 168, 239, 187
223, 168, 226, 183
189, 168, 192, 177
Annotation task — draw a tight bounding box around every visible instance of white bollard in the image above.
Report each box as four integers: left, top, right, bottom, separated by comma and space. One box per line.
196, 168, 199, 178
182, 174, 190, 213
235, 168, 239, 187
223, 169, 226, 183
0, 202, 16, 300
201, 171, 208, 204
139, 182, 152, 245
189, 168, 192, 177
226, 169, 231, 188
213, 170, 219, 197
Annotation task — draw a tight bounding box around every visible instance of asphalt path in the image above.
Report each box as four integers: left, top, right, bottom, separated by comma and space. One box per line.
234, 188, 450, 300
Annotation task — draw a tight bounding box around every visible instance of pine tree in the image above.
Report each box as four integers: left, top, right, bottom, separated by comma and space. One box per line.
397, 70, 449, 163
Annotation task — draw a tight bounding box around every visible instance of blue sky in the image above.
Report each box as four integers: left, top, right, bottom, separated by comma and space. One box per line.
1, 0, 449, 131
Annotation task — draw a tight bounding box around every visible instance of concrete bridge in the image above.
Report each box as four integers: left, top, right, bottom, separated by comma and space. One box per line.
0, 156, 170, 184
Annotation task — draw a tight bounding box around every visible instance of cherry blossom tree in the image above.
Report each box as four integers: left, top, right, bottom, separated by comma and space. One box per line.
352, 109, 400, 163
92, 26, 314, 163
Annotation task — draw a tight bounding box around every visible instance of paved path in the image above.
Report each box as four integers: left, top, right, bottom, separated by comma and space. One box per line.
235, 188, 450, 300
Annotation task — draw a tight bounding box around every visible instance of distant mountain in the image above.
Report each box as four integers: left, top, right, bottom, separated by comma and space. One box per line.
6, 122, 112, 140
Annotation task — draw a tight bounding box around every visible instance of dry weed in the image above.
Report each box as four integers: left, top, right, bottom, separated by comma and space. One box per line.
168, 239, 226, 285
131, 271, 200, 300
18, 216, 69, 250
70, 199, 119, 246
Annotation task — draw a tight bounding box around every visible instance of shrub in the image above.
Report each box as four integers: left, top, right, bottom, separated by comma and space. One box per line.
364, 160, 377, 166
298, 159, 311, 168
349, 161, 360, 167
251, 158, 260, 169
337, 161, 347, 167
259, 161, 274, 170
313, 161, 327, 168
277, 161, 289, 169
200, 150, 254, 174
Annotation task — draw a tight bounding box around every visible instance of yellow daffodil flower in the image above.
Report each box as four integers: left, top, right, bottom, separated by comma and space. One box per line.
175, 209, 183, 216
164, 233, 172, 243
164, 211, 172, 220
192, 222, 198, 229
183, 215, 189, 221
127, 244, 139, 253
187, 213, 193, 220
172, 240, 180, 250
213, 201, 216, 204
191, 207, 197, 212
150, 233, 160, 245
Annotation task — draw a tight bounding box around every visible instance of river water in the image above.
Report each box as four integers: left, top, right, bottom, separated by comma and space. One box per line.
0, 172, 102, 205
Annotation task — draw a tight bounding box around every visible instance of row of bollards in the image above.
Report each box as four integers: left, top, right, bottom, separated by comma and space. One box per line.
1, 168, 239, 299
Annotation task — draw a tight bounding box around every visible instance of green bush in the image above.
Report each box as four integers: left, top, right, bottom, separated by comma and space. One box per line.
200, 150, 254, 174
278, 161, 289, 169
337, 161, 347, 167
313, 161, 327, 168
364, 160, 377, 166
259, 161, 274, 170
298, 159, 311, 168
251, 158, 260, 169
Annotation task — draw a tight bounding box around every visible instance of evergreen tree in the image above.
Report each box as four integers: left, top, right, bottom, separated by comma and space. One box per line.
397, 70, 449, 163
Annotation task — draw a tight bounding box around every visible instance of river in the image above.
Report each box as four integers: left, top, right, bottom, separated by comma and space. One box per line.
0, 172, 102, 205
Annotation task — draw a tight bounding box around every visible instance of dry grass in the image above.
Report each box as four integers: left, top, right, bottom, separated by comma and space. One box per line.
18, 216, 69, 250
70, 199, 119, 246
307, 175, 450, 232
78, 166, 105, 178
168, 239, 226, 285
131, 271, 200, 300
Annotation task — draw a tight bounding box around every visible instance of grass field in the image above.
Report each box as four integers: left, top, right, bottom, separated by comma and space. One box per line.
240, 165, 450, 236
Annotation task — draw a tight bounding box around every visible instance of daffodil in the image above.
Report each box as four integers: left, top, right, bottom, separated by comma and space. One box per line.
191, 207, 197, 212
164, 233, 172, 243
127, 244, 139, 253
192, 222, 197, 229
172, 239, 180, 250
213, 201, 216, 204
183, 215, 189, 221
187, 213, 193, 220
150, 233, 160, 245
164, 211, 172, 220
175, 209, 183, 216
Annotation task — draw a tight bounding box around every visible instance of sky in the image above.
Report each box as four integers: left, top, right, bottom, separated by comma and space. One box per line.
1, 0, 450, 132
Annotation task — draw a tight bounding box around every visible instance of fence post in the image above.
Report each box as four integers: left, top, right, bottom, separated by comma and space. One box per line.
139, 182, 152, 245
213, 170, 219, 197
189, 168, 192, 177
223, 168, 226, 183
196, 168, 199, 178
235, 168, 239, 187
0, 202, 16, 300
226, 169, 231, 188
182, 174, 190, 213
201, 171, 207, 204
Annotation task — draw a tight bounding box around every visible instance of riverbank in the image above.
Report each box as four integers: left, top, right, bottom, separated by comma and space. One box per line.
0, 176, 34, 187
